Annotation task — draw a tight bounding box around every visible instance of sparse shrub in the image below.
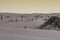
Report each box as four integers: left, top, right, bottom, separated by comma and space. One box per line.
21, 16, 24, 18
15, 19, 18, 22
24, 26, 27, 29
5, 16, 10, 18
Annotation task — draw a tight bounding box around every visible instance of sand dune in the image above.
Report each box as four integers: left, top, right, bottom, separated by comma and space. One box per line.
0, 27, 60, 40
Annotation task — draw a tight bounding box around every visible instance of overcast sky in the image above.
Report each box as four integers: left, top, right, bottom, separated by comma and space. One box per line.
0, 0, 60, 13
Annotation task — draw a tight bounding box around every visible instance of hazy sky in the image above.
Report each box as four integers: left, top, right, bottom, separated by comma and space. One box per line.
0, 0, 60, 13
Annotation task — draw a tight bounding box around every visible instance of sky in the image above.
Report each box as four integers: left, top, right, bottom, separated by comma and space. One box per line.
0, 0, 60, 13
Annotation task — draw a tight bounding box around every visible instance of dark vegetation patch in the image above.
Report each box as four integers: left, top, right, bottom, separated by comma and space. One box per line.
36, 16, 60, 31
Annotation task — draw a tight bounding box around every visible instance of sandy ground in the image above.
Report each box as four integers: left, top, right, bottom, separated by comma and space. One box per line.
0, 27, 60, 40
0, 18, 45, 29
